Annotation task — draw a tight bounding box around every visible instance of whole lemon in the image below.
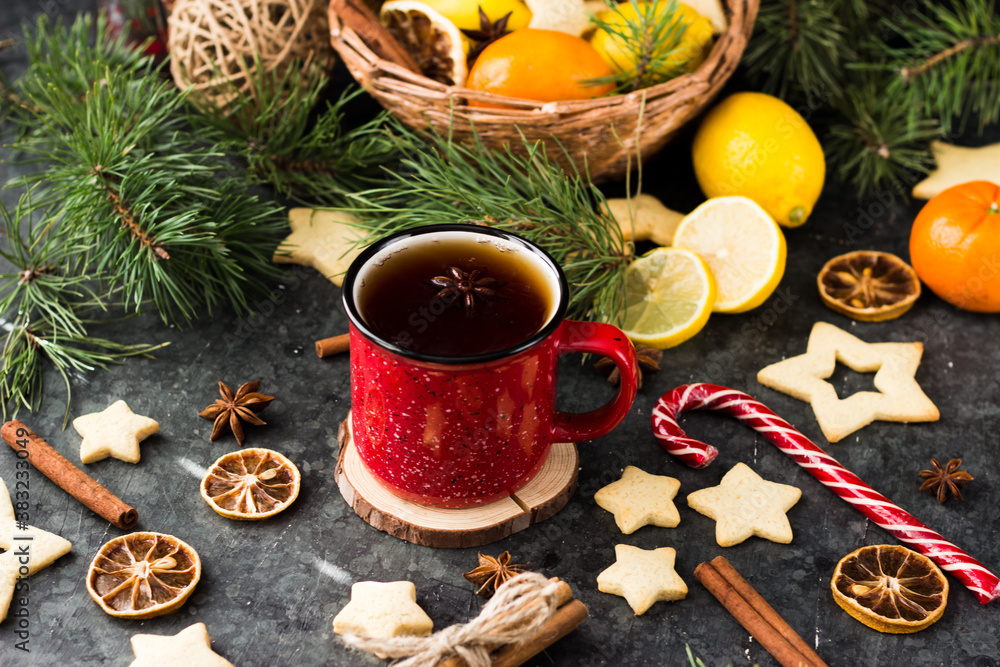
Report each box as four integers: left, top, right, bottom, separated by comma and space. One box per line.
692, 92, 826, 227
422, 0, 532, 32
591, 3, 713, 76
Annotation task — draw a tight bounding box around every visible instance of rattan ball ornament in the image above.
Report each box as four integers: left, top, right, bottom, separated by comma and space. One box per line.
168, 0, 335, 112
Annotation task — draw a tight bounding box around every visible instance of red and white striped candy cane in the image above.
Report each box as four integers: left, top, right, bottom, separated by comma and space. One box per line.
652, 383, 1000, 605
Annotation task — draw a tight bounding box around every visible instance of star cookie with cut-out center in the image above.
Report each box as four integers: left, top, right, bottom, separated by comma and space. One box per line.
595, 466, 681, 534
912, 141, 1000, 200
333, 581, 433, 639
128, 622, 234, 667
757, 322, 939, 443
686, 462, 802, 547
597, 545, 687, 615
272, 208, 366, 287
72, 400, 159, 464
0, 477, 72, 622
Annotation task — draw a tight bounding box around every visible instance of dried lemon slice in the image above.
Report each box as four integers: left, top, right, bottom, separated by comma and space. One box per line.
87, 532, 201, 619
200, 448, 301, 520
818, 250, 921, 322
381, 0, 469, 86
831, 544, 948, 634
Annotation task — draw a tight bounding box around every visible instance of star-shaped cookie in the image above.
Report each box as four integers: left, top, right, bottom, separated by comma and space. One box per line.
272, 208, 366, 287
912, 141, 1000, 200
596, 545, 687, 615
686, 463, 801, 547
332, 581, 433, 639
129, 622, 234, 667
72, 400, 159, 464
757, 322, 940, 442
594, 466, 681, 534
0, 477, 72, 622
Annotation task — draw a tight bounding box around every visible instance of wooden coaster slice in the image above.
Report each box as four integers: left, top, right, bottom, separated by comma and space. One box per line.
336, 414, 578, 548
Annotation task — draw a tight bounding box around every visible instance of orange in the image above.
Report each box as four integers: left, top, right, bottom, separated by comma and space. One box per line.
909, 180, 1000, 312
466, 29, 615, 108
830, 544, 948, 634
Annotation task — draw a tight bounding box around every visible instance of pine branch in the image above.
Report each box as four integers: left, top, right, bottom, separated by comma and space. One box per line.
186, 61, 399, 206
7, 14, 288, 325
742, 0, 853, 100
868, 0, 1000, 133
825, 78, 940, 199
340, 124, 630, 325
588, 0, 698, 92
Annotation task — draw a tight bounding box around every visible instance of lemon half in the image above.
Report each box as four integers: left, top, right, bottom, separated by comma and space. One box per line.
672, 196, 787, 313
621, 247, 716, 349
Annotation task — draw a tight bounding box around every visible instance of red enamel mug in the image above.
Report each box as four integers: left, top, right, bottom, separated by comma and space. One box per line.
343, 224, 638, 508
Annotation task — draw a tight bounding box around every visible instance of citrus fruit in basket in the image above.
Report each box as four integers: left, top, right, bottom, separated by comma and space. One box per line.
817, 250, 921, 322
466, 29, 615, 107
909, 180, 1000, 312
621, 247, 716, 349
423, 0, 532, 32
672, 196, 786, 313
87, 532, 201, 619
201, 448, 301, 520
381, 0, 469, 86
830, 544, 948, 634
692, 92, 825, 227
591, 2, 714, 75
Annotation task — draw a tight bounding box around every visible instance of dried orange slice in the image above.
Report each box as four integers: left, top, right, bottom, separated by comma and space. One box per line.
818, 250, 921, 322
200, 448, 301, 520
86, 532, 201, 619
831, 544, 948, 634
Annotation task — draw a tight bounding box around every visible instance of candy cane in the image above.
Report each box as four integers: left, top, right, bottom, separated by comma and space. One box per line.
652, 383, 1000, 605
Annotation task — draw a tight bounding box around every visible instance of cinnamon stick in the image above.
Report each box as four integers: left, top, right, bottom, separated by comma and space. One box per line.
710, 557, 828, 667
328, 0, 420, 73
316, 333, 350, 358
694, 558, 825, 667
2, 420, 138, 529
438, 580, 587, 667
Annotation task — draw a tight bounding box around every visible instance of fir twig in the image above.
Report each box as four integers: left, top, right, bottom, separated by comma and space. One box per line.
588, 0, 696, 93
341, 124, 629, 324
868, 0, 1000, 133
826, 78, 940, 199
187, 63, 398, 206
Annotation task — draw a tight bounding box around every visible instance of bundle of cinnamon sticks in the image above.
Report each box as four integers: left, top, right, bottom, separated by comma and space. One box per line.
695, 556, 828, 667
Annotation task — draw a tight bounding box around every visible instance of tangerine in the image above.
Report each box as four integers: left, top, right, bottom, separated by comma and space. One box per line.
909, 180, 1000, 312
466, 29, 615, 108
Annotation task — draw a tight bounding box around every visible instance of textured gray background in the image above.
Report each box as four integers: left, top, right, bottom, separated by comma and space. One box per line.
1, 1, 999, 665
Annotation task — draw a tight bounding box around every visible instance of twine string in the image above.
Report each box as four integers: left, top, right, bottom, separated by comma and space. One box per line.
341, 572, 564, 667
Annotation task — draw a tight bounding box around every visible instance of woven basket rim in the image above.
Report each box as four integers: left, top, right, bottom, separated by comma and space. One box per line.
329, 0, 757, 116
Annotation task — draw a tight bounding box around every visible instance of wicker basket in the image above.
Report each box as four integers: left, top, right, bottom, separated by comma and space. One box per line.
329, 0, 759, 182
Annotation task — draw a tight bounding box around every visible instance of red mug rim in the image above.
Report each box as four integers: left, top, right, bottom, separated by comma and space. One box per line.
342, 224, 571, 365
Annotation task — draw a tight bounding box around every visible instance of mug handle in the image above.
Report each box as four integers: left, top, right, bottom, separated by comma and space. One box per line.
550, 320, 639, 443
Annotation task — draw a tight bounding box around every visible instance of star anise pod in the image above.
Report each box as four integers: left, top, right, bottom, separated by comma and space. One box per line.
918, 458, 974, 504
594, 345, 662, 389
463, 551, 529, 597
198, 380, 275, 445
461, 7, 513, 63
429, 266, 506, 315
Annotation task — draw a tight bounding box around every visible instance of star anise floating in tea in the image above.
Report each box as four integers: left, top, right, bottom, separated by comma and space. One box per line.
463, 551, 529, 597
918, 458, 973, 504
595, 345, 662, 389
429, 266, 506, 315
198, 380, 275, 445
461, 8, 513, 63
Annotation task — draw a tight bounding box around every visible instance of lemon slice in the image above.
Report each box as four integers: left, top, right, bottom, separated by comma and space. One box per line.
672, 196, 787, 313
381, 0, 469, 86
621, 247, 716, 349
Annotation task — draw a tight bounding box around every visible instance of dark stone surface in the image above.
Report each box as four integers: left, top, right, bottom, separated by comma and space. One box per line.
2, 2, 999, 665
